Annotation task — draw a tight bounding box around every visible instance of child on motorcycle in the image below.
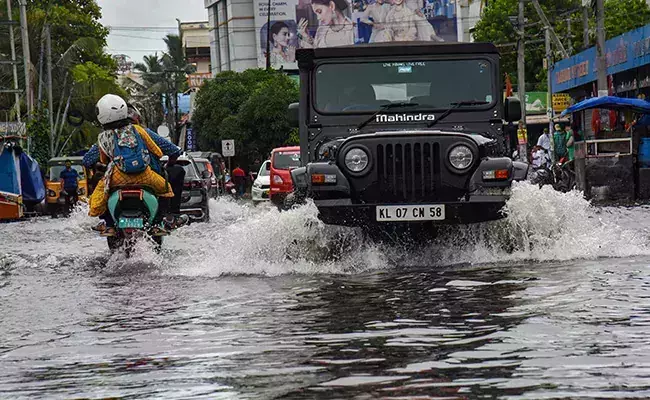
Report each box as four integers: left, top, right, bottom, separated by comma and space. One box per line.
88, 94, 174, 237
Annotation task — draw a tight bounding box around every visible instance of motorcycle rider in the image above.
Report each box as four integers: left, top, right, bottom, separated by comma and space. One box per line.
84, 102, 184, 234
87, 94, 175, 237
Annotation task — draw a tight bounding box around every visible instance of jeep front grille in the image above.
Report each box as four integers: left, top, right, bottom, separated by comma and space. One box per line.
376, 142, 441, 202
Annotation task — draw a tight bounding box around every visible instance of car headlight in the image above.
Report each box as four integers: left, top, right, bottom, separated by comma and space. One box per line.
344, 148, 369, 173
448, 145, 474, 170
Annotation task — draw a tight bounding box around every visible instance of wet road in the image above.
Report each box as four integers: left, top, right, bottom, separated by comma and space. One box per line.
2, 183, 650, 399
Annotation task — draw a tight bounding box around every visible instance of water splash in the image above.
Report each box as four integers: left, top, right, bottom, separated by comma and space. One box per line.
3, 184, 650, 276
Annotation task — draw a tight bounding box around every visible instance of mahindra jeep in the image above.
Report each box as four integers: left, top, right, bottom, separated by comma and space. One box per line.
287, 42, 528, 228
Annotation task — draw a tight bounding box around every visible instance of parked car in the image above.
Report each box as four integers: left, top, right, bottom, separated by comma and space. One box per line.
270, 146, 301, 208
193, 157, 218, 198
252, 160, 271, 202
161, 154, 210, 223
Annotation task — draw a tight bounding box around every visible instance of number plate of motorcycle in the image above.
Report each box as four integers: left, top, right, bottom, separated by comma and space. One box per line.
118, 217, 144, 229
376, 205, 445, 222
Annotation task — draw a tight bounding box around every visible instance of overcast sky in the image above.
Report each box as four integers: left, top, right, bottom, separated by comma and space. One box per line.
97, 0, 208, 64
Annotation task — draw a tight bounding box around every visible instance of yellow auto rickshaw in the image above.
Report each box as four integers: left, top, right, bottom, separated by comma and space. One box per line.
45, 156, 91, 216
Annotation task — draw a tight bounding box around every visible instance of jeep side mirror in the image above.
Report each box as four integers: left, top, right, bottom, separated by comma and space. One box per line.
504, 97, 522, 122
288, 102, 299, 128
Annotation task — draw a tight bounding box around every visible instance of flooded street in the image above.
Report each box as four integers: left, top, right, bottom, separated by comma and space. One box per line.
2, 184, 650, 399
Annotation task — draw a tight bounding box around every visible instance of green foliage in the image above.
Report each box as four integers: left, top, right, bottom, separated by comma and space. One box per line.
604, 0, 650, 39
26, 114, 50, 167
472, 0, 650, 92
193, 69, 299, 166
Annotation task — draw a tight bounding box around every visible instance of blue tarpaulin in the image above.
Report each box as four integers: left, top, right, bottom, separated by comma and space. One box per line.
561, 96, 650, 116
0, 147, 19, 195
19, 153, 45, 203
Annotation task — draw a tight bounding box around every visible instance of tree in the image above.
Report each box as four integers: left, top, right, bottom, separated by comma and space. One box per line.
0, 0, 119, 158
131, 35, 194, 141
193, 69, 299, 166
604, 0, 650, 39
472, 0, 650, 92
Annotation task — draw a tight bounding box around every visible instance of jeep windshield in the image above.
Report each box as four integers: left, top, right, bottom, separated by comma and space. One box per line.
314, 59, 495, 113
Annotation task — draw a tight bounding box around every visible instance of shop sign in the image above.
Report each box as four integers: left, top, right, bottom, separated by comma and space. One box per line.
552, 23, 650, 92
504, 92, 547, 115
552, 93, 571, 113
187, 73, 212, 88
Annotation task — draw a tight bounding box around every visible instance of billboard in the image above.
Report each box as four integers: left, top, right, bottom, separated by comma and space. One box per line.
254, 0, 458, 70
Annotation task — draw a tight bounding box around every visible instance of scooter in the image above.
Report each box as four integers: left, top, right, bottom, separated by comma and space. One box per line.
105, 186, 166, 254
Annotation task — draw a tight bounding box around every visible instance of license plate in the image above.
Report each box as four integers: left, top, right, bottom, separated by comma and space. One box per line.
376, 205, 445, 222
118, 217, 144, 229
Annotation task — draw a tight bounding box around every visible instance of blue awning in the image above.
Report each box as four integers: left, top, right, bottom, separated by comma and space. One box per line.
560, 96, 650, 116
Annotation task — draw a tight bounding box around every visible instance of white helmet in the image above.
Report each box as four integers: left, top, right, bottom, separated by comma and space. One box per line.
96, 94, 128, 126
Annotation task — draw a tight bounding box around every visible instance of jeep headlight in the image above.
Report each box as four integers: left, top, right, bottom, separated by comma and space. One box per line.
344, 148, 369, 173
448, 145, 474, 170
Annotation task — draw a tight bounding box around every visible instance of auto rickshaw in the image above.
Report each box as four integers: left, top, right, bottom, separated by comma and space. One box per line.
45, 156, 91, 217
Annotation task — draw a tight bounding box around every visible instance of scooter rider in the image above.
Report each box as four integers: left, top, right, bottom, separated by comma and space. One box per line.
87, 94, 175, 237
84, 102, 184, 234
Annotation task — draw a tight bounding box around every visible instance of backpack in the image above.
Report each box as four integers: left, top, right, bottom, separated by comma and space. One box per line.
112, 126, 150, 174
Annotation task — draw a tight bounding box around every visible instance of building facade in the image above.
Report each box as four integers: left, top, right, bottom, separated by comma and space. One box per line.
181, 21, 212, 73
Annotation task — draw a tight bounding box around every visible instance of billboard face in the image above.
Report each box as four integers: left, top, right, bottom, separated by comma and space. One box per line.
254, 0, 458, 70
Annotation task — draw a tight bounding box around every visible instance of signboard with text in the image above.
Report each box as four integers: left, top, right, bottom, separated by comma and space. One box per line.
187, 73, 213, 89
552, 93, 571, 113
551, 22, 650, 93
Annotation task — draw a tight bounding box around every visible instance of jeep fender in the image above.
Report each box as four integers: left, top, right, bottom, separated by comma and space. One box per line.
290, 162, 351, 196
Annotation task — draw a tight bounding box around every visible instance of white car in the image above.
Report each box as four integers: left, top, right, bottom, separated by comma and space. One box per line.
251, 160, 271, 202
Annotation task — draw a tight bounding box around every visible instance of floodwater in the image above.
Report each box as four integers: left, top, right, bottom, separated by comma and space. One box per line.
2, 183, 650, 399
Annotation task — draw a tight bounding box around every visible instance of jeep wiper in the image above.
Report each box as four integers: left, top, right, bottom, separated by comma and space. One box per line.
426, 100, 489, 128
355, 102, 420, 132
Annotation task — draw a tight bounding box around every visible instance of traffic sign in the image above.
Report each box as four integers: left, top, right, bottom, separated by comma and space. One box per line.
222, 139, 235, 157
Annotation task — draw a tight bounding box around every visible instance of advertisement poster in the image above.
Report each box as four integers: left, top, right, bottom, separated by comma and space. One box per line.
254, 0, 458, 70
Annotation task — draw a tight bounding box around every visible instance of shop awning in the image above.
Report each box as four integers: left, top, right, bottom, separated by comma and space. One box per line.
560, 96, 650, 116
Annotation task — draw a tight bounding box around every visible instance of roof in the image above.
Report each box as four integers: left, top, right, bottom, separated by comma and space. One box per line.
272, 146, 300, 153
561, 96, 650, 116
298, 42, 499, 64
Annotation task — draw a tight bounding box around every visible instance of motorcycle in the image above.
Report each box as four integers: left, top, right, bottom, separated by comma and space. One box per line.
529, 160, 576, 193
105, 186, 166, 254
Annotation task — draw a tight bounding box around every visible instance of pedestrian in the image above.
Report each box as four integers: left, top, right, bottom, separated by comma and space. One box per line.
565, 125, 578, 162
59, 160, 80, 215
537, 128, 551, 153
553, 124, 567, 161
232, 164, 246, 197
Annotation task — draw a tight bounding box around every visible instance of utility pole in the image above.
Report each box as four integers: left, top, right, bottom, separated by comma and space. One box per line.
46, 24, 54, 157
530, 0, 569, 59
596, 0, 607, 97
546, 27, 556, 163
583, 3, 589, 50
517, 0, 527, 162
18, 0, 33, 120
6, 0, 21, 124
265, 0, 272, 70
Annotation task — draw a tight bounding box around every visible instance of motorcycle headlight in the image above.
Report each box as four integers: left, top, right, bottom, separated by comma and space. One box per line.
48, 189, 56, 197
344, 148, 369, 173
448, 145, 474, 170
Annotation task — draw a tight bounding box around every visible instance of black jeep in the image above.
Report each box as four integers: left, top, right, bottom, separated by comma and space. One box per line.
287, 42, 528, 228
